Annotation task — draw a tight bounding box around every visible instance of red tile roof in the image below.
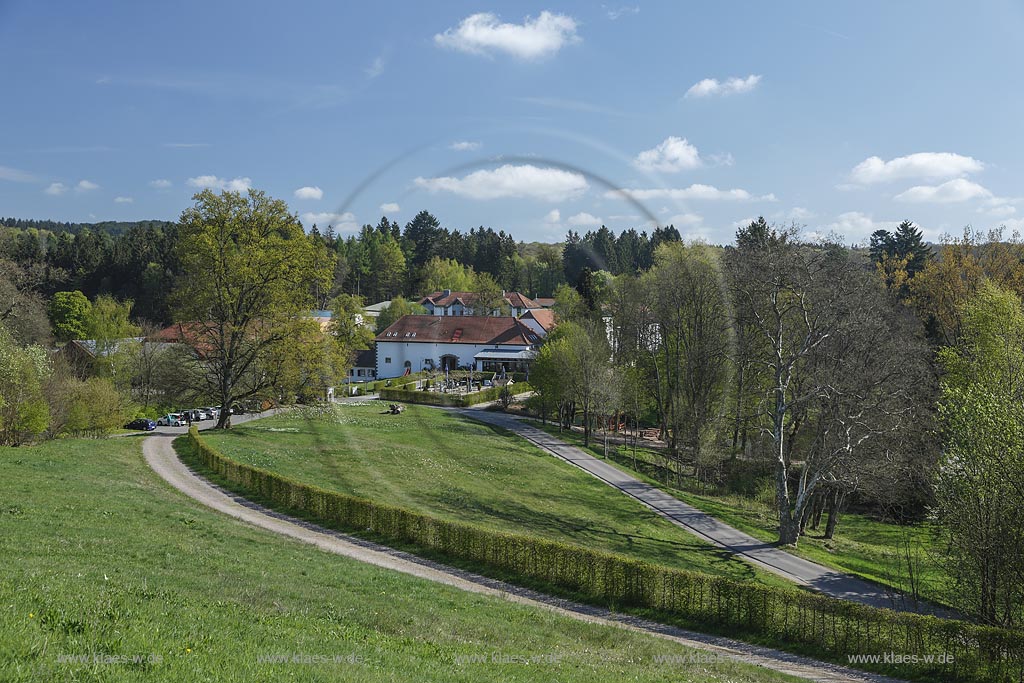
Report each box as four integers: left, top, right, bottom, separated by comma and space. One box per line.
376, 315, 541, 345
420, 290, 542, 310
521, 308, 557, 331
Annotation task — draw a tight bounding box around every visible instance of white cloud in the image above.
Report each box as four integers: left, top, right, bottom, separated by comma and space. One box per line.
365, 55, 386, 79
300, 211, 357, 230
668, 213, 703, 227
606, 184, 774, 202
685, 74, 761, 98
434, 11, 580, 60
187, 175, 252, 192
633, 136, 702, 172
380, 202, 400, 213
450, 141, 481, 151
543, 209, 561, 223
982, 204, 1016, 218
894, 178, 992, 203
606, 5, 640, 20
76, 179, 99, 192
45, 182, 67, 196
568, 211, 602, 227
825, 211, 899, 238
149, 178, 172, 189
114, 196, 133, 203
415, 164, 588, 202
784, 207, 815, 221
849, 152, 984, 184
0, 165, 37, 182
294, 186, 324, 200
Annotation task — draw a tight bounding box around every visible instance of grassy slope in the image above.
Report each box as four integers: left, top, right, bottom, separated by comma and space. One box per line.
528, 420, 949, 605
201, 404, 789, 588
0, 436, 802, 683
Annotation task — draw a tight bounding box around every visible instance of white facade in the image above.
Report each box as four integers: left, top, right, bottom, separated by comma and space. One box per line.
376, 340, 509, 378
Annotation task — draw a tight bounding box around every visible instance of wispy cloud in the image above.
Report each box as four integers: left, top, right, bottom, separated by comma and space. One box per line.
416, 164, 588, 202
435, 11, 580, 60
45, 182, 67, 196
0, 165, 37, 182
114, 196, 133, 203
187, 175, 252, 192
450, 141, 481, 151
76, 179, 99, 192
365, 55, 386, 79
149, 179, 172, 189
685, 74, 761, 98
379, 202, 400, 213
516, 96, 627, 117
606, 184, 774, 202
300, 211, 357, 230
605, 5, 640, 20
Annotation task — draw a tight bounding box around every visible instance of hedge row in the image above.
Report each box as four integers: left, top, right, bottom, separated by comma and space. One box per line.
378, 383, 532, 407
188, 427, 1023, 682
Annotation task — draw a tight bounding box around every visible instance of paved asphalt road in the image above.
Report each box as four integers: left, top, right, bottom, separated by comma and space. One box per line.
457, 407, 950, 616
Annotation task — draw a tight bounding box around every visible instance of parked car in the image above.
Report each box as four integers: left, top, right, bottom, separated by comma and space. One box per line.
124, 418, 156, 431
156, 413, 187, 427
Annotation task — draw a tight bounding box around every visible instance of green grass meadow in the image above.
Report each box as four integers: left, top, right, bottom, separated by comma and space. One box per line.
200, 403, 788, 587
0, 435, 802, 682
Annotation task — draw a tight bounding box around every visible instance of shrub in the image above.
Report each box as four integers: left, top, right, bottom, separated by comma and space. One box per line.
187, 426, 1024, 683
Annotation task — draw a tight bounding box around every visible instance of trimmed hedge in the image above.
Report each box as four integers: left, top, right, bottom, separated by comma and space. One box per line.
379, 383, 533, 407
188, 426, 1023, 682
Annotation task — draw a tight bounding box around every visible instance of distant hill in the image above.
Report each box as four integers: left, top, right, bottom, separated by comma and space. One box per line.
0, 217, 176, 236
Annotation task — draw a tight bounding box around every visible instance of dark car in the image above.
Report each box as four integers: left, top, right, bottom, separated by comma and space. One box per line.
125, 418, 157, 431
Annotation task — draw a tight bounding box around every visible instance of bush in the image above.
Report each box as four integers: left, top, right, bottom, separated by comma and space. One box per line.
64, 377, 133, 437
188, 426, 1024, 683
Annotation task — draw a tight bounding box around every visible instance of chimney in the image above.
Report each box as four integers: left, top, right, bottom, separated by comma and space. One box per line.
443, 288, 451, 296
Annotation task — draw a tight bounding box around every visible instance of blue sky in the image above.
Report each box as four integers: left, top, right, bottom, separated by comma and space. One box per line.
1, 0, 1022, 244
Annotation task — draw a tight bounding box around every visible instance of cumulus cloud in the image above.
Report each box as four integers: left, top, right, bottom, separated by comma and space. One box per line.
300, 211, 357, 230
450, 141, 481, 151
685, 74, 761, 98
380, 202, 400, 213
568, 211, 602, 227
415, 164, 588, 202
149, 178, 172, 189
633, 136, 702, 172
114, 196, 133, 203
76, 179, 99, 192
543, 209, 561, 223
606, 184, 774, 202
187, 175, 252, 192
894, 178, 992, 203
435, 11, 580, 59
45, 182, 67, 196
850, 152, 984, 184
294, 186, 324, 200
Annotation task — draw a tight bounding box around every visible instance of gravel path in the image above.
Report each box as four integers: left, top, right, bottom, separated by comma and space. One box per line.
140, 425, 903, 683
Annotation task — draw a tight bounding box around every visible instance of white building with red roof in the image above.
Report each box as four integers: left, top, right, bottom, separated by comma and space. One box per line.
418, 289, 543, 317
375, 315, 542, 378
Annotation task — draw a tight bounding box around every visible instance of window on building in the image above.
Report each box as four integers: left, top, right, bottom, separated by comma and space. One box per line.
384, 357, 392, 364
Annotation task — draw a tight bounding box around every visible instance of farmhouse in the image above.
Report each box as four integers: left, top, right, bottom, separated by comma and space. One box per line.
419, 289, 543, 317
375, 315, 541, 378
